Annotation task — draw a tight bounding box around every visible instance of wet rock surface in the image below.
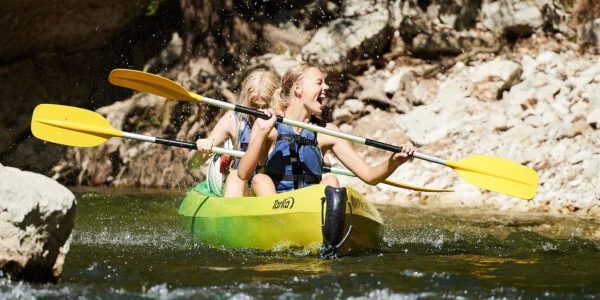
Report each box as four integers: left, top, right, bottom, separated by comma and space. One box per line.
0, 163, 76, 282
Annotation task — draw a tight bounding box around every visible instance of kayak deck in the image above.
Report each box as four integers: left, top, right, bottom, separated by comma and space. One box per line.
178, 183, 384, 256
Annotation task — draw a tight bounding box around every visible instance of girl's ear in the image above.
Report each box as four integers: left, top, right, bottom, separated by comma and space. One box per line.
293, 82, 303, 97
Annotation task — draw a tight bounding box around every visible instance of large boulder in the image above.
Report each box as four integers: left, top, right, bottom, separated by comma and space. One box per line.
0, 0, 144, 61
0, 0, 182, 173
0, 163, 76, 282
301, 0, 391, 66
480, 0, 571, 36
481, 0, 544, 35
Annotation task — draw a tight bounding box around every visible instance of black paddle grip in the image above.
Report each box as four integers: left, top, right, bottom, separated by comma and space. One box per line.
234, 105, 284, 123
155, 137, 197, 149
365, 138, 403, 153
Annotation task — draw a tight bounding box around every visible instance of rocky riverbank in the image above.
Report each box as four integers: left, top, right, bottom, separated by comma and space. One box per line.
338, 35, 600, 218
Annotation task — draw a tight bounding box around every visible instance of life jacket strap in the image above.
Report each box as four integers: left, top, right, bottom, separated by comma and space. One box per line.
278, 134, 317, 146
270, 174, 322, 184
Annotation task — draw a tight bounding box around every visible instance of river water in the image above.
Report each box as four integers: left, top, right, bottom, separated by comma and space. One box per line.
2, 188, 600, 299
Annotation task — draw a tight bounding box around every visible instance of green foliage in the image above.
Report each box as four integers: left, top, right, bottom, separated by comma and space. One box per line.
146, 0, 165, 16
560, 0, 575, 11
150, 115, 161, 127
133, 119, 147, 131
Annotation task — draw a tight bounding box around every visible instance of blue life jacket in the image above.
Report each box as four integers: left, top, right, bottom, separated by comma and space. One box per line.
264, 123, 323, 192
231, 117, 252, 170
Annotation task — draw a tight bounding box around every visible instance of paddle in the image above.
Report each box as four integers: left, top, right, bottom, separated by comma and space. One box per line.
108, 69, 538, 199
31, 104, 451, 193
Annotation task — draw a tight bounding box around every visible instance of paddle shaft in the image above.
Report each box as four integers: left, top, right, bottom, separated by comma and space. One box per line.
35, 114, 378, 180
196, 96, 447, 165
122, 132, 389, 179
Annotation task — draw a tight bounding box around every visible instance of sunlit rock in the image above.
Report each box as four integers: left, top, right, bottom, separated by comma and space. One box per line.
481, 1, 544, 35
301, 0, 391, 66
383, 67, 415, 95
0, 163, 75, 282
266, 53, 302, 78
588, 109, 600, 129
469, 59, 522, 101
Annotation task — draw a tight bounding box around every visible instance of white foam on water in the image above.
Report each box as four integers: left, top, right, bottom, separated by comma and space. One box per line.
72, 228, 194, 250
399, 269, 425, 278
0, 279, 88, 299
347, 289, 439, 300
141, 283, 255, 299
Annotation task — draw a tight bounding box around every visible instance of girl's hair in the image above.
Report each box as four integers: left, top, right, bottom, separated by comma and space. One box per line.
272, 63, 316, 113
237, 69, 280, 109
232, 69, 279, 147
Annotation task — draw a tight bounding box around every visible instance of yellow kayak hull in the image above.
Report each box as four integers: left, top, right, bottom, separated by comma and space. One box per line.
178, 184, 384, 256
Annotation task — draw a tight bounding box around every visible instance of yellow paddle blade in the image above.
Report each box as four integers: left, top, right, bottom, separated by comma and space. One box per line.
382, 179, 453, 192
31, 104, 123, 147
446, 155, 538, 200
109, 69, 202, 101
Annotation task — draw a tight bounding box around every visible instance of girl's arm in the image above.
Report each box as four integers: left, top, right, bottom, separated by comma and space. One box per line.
322, 123, 414, 185
192, 111, 237, 164
237, 110, 277, 180
197, 111, 236, 148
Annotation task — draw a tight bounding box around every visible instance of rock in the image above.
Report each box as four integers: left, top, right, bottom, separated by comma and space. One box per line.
0, 0, 179, 173
568, 150, 592, 164
470, 59, 523, 101
536, 0, 573, 35
332, 107, 353, 123
481, 1, 544, 35
343, 99, 365, 113
186, 57, 217, 84
405, 79, 437, 106
143, 32, 184, 72
571, 62, 600, 92
262, 24, 313, 55
489, 111, 510, 131
301, 0, 391, 66
578, 18, 600, 49
267, 53, 302, 78
394, 77, 478, 145
580, 83, 600, 104
383, 67, 415, 95
0, 163, 75, 282
354, 73, 397, 109
558, 118, 593, 139
410, 30, 464, 57
332, 98, 365, 123
588, 109, 600, 129
0, 0, 145, 61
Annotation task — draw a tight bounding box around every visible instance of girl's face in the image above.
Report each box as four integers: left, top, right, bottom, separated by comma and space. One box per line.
297, 67, 328, 114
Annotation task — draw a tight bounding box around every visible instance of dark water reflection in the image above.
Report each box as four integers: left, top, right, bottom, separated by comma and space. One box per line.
1, 188, 600, 299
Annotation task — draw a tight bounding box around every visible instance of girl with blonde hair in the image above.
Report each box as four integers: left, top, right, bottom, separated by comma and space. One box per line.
237, 63, 415, 195
193, 69, 280, 197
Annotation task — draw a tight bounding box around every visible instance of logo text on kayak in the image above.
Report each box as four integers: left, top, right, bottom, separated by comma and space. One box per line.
272, 197, 295, 210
